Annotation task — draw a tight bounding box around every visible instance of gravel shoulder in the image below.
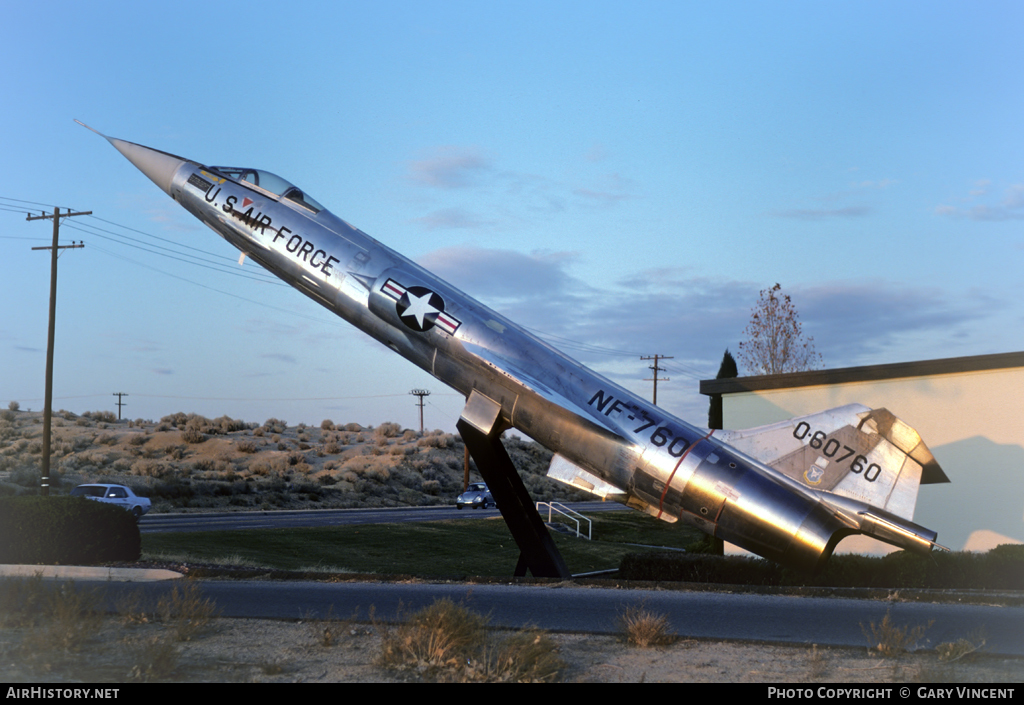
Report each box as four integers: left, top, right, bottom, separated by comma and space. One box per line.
3, 612, 1021, 683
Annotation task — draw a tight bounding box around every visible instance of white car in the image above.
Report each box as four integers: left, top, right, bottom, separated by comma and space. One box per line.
71, 483, 151, 520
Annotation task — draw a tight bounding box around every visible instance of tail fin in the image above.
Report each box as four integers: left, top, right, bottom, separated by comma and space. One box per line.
716, 404, 948, 522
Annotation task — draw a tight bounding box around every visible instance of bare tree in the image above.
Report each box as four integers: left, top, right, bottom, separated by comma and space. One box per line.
737, 283, 822, 375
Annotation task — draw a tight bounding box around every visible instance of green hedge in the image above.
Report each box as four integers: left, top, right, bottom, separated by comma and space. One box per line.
0, 496, 141, 565
619, 544, 1024, 590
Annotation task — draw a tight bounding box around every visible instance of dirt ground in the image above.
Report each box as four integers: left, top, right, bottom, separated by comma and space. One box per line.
3, 613, 1022, 683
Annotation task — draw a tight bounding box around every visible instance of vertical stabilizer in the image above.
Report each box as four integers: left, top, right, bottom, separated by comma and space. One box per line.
716, 404, 948, 521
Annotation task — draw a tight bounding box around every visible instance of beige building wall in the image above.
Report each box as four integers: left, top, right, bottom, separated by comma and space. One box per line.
708, 357, 1024, 554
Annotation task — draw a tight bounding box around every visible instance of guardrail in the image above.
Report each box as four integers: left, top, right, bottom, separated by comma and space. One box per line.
536, 501, 592, 539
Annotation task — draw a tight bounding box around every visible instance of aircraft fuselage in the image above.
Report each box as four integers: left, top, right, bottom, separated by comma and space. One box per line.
89, 128, 942, 571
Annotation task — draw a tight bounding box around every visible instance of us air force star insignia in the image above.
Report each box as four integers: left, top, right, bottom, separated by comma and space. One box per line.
381, 278, 462, 335
398, 287, 443, 331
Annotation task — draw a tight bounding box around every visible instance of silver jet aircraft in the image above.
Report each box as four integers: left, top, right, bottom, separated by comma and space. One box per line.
82, 123, 948, 576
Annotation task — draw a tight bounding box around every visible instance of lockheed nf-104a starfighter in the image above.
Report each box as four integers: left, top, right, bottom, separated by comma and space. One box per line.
81, 122, 948, 576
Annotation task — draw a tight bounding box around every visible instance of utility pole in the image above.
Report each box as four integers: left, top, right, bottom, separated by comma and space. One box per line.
113, 392, 129, 420
641, 354, 672, 406
409, 389, 430, 435
29, 207, 90, 496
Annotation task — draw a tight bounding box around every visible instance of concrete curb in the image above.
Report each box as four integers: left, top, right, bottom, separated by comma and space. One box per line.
0, 564, 183, 582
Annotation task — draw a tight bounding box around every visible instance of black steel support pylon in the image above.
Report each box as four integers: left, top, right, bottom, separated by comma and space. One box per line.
456, 417, 570, 579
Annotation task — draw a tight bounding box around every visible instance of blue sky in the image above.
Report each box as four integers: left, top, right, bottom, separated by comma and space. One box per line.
2, 1, 1022, 431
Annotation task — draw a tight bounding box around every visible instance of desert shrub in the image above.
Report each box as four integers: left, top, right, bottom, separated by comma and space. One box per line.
0, 496, 141, 564
161, 412, 189, 428
131, 460, 173, 478
0, 409, 14, 423
97, 433, 119, 446
263, 418, 288, 434
156, 582, 219, 642
619, 602, 676, 647
861, 607, 932, 657
248, 460, 272, 476
378, 599, 562, 682
214, 415, 247, 433
321, 419, 335, 430
181, 425, 205, 444
151, 479, 195, 500
84, 410, 117, 423
375, 422, 402, 439
237, 439, 259, 454
8, 400, 20, 412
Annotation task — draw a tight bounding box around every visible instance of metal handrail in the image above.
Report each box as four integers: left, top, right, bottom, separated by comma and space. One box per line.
536, 501, 592, 539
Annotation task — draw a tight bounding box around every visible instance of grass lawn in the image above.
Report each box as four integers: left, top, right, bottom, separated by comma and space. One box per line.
142, 510, 705, 577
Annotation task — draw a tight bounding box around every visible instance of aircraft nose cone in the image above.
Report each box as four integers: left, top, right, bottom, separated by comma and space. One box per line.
105, 136, 189, 196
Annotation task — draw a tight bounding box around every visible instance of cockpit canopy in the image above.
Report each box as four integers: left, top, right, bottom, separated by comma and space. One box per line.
208, 166, 325, 214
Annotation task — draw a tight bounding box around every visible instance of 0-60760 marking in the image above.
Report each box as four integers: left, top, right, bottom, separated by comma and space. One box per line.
792, 421, 881, 482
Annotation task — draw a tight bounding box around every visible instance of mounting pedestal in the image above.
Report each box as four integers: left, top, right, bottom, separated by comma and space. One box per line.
457, 392, 570, 578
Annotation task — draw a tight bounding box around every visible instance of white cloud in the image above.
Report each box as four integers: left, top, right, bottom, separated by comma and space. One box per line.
406, 147, 491, 189
415, 245, 1000, 386
936, 182, 1024, 221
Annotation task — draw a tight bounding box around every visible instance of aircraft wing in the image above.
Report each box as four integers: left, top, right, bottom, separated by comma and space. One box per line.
460, 341, 620, 437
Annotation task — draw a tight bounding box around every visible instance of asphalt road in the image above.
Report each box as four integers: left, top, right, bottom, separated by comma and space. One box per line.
81, 578, 1024, 656
138, 501, 625, 534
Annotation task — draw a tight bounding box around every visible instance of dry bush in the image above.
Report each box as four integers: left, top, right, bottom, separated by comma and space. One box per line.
85, 410, 117, 423
25, 581, 104, 653
237, 439, 259, 454
131, 460, 173, 478
476, 628, 564, 683
619, 602, 676, 648
263, 418, 288, 434
125, 635, 180, 682
936, 632, 986, 662
0, 574, 47, 628
378, 599, 562, 682
321, 419, 335, 430
375, 422, 402, 439
861, 608, 933, 657
378, 598, 489, 677
181, 425, 205, 444
156, 581, 219, 642
214, 415, 247, 433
